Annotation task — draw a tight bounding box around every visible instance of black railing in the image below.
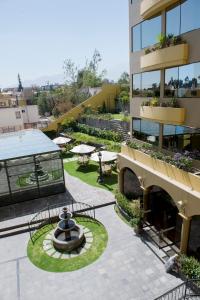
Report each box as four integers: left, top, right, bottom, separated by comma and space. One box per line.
28, 201, 95, 244
155, 279, 200, 300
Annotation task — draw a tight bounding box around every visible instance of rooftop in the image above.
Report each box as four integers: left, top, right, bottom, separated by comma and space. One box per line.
0, 129, 60, 161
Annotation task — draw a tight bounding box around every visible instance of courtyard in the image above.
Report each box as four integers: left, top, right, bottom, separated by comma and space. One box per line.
0, 171, 182, 300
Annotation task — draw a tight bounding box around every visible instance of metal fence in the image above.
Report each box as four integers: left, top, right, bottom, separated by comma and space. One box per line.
155, 280, 200, 300
28, 201, 95, 244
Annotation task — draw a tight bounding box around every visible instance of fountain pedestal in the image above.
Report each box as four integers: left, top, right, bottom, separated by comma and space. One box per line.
52, 207, 85, 252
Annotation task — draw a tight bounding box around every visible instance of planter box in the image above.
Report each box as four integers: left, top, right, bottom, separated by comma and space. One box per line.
121, 145, 200, 192
141, 0, 179, 19
140, 44, 189, 72
140, 106, 186, 125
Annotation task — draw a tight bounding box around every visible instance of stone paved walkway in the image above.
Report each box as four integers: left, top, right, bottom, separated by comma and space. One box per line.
0, 204, 182, 300
64, 171, 116, 207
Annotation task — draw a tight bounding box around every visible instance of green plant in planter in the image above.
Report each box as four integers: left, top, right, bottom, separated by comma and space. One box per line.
168, 97, 179, 108
157, 33, 167, 49
144, 48, 151, 55
150, 97, 159, 106
127, 141, 141, 150
150, 151, 164, 160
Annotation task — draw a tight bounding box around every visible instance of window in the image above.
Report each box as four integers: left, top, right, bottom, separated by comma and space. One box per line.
181, 0, 200, 34
166, 0, 200, 36
179, 63, 200, 97
131, 15, 161, 52
165, 67, 179, 97
142, 15, 161, 49
132, 74, 141, 95
141, 71, 160, 97
166, 4, 180, 36
131, 24, 141, 52
15, 111, 21, 119
132, 71, 160, 97
165, 62, 200, 97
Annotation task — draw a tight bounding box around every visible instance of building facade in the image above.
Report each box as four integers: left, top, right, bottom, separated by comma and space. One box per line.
0, 93, 40, 133
118, 0, 200, 257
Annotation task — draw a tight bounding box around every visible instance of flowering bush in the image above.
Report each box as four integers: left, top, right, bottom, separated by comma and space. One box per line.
127, 141, 194, 172
172, 152, 193, 171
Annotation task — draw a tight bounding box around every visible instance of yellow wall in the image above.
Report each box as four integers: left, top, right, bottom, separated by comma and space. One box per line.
43, 84, 120, 132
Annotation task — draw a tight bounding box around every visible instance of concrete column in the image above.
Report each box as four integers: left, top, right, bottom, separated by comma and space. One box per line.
180, 216, 192, 254
142, 188, 149, 221
159, 123, 164, 150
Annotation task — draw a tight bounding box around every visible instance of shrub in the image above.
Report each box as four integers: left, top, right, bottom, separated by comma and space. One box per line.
75, 124, 122, 142
179, 255, 200, 280
115, 191, 141, 219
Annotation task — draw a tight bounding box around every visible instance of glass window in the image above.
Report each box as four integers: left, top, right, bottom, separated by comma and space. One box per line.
166, 4, 180, 36
165, 63, 200, 98
132, 118, 141, 132
165, 67, 179, 97
132, 74, 141, 95
142, 15, 161, 48
141, 71, 160, 97
178, 63, 200, 97
132, 24, 141, 52
181, 0, 200, 34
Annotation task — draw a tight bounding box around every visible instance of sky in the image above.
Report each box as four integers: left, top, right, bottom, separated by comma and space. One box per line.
0, 0, 129, 88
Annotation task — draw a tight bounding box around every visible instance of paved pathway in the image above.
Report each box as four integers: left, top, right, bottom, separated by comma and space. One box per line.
64, 171, 116, 207
0, 204, 182, 300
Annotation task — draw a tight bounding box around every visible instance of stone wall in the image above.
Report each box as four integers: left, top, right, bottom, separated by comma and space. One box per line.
79, 117, 130, 132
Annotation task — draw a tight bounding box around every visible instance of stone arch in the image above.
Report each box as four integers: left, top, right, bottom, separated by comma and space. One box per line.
145, 185, 182, 245
119, 167, 143, 199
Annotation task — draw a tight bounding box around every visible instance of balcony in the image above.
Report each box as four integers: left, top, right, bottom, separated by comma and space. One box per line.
140, 0, 179, 19
120, 144, 200, 194
140, 44, 189, 72
140, 106, 186, 125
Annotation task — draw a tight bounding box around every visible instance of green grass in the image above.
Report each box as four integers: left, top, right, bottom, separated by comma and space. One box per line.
64, 160, 118, 192
27, 216, 108, 272
69, 132, 121, 152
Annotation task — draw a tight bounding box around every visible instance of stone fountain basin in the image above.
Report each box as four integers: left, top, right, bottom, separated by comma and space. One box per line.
58, 219, 76, 232
52, 225, 85, 252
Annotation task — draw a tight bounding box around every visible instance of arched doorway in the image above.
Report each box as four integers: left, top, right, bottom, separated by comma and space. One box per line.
145, 185, 182, 247
121, 168, 143, 200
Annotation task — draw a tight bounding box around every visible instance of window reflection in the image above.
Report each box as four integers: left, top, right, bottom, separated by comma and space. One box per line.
166, 0, 200, 36
132, 24, 141, 52
165, 63, 200, 97
166, 4, 180, 36
181, 0, 200, 34
132, 118, 200, 153
141, 71, 160, 97
142, 15, 161, 48
132, 74, 141, 95
165, 67, 179, 97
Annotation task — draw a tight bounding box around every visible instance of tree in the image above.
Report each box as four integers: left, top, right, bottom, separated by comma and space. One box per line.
17, 74, 23, 92
118, 72, 130, 85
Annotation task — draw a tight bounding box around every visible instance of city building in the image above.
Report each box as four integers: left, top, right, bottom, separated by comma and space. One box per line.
0, 92, 40, 133
118, 0, 200, 257
0, 129, 65, 206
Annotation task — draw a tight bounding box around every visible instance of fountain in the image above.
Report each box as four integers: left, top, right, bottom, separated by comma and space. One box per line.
52, 207, 85, 252
30, 159, 49, 182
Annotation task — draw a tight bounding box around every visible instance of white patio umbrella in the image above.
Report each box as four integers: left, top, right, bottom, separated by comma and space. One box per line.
90, 151, 117, 163
70, 144, 95, 155
53, 137, 71, 145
